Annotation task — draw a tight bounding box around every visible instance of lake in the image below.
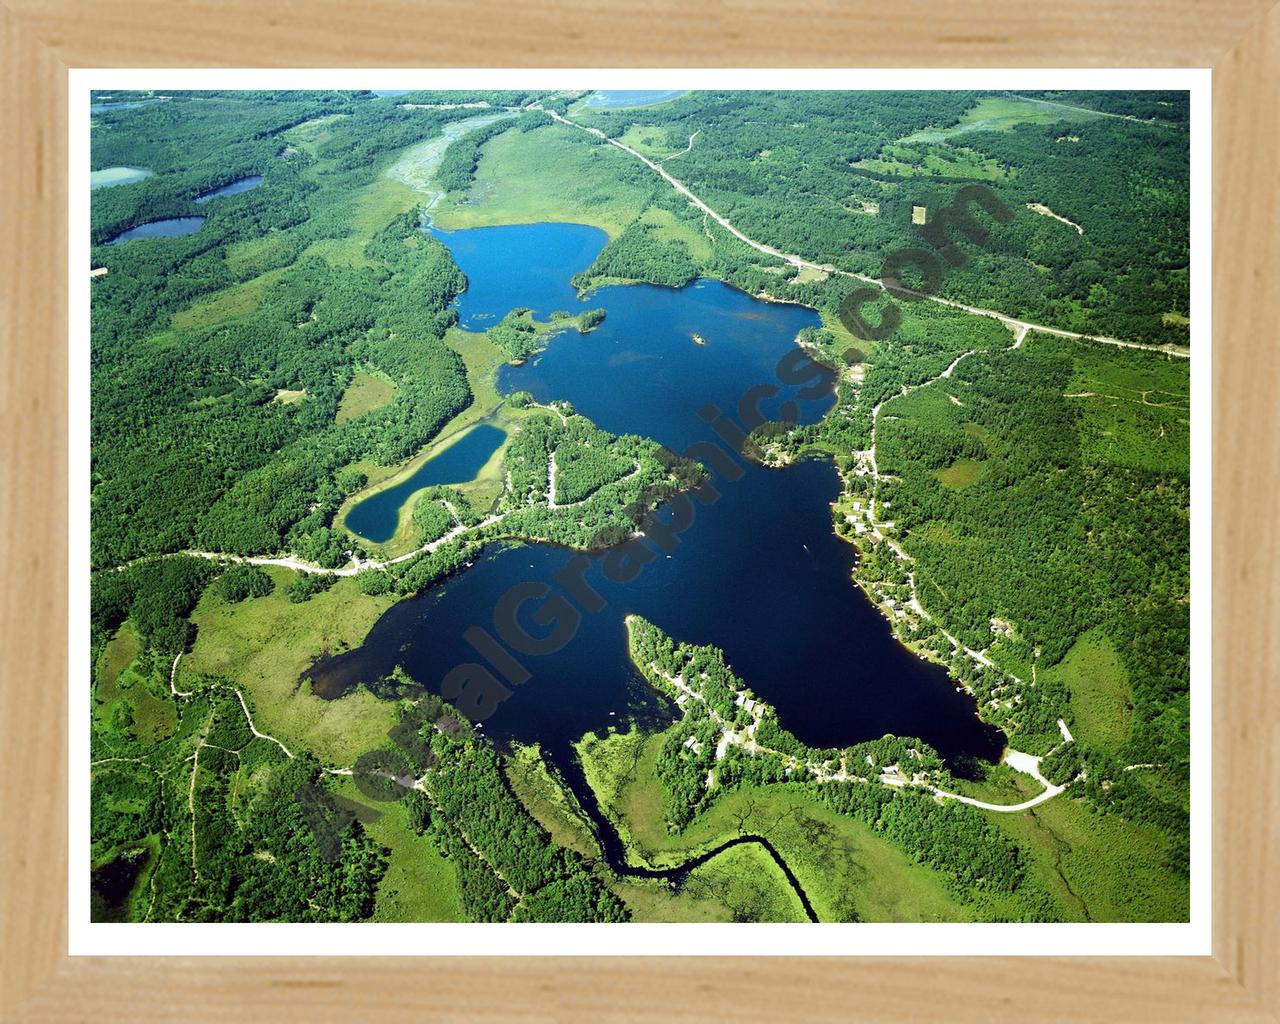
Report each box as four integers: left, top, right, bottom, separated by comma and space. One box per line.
427, 222, 607, 329
313, 221, 1005, 773
90, 166, 154, 190
194, 175, 263, 204
90, 98, 166, 113
104, 216, 206, 245
344, 423, 508, 544
585, 90, 687, 109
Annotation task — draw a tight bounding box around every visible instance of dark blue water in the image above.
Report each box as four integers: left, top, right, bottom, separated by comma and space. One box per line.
104, 216, 205, 245
312, 222, 1004, 770
194, 175, 263, 204
586, 90, 687, 108
345, 424, 507, 543
427, 223, 607, 329
501, 278, 824, 454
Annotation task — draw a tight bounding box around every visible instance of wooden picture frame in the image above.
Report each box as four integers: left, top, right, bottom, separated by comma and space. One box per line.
2, 2, 1276, 1019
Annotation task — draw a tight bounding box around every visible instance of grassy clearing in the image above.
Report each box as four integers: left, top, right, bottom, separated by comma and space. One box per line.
634, 204, 713, 263
606, 876, 728, 922
819, 306, 875, 366
936, 458, 985, 488
95, 623, 177, 744
125, 673, 178, 744
300, 174, 421, 268
431, 124, 654, 237
279, 114, 350, 157
792, 265, 829, 284
616, 124, 674, 160
945, 762, 1041, 805
903, 95, 1101, 144
987, 795, 1188, 922
853, 143, 1009, 181
184, 567, 398, 765
502, 740, 817, 923
224, 233, 303, 280
911, 521, 960, 545
272, 388, 307, 406
681, 844, 810, 922
575, 726, 655, 851
328, 775, 466, 922
168, 267, 289, 333
1065, 340, 1190, 474
385, 112, 514, 195
504, 744, 599, 858
575, 725, 975, 922
444, 326, 506, 426
335, 369, 397, 423
97, 623, 140, 700
1042, 628, 1133, 753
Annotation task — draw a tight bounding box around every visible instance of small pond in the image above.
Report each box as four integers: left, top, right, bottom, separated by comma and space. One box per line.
194, 175, 263, 204
103, 217, 206, 245
344, 423, 509, 544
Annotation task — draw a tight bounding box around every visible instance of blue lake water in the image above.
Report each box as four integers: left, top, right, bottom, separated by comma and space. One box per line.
313, 222, 1004, 773
104, 216, 206, 245
90, 166, 154, 190
344, 424, 508, 543
586, 90, 687, 109
91, 98, 165, 113
194, 175, 263, 204
427, 222, 607, 329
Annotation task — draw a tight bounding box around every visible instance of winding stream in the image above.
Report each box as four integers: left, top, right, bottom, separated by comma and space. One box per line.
548, 747, 820, 921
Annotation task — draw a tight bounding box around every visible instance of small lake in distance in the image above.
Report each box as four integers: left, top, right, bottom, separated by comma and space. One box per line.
345, 423, 508, 544
104, 217, 206, 245
586, 90, 687, 108
194, 175, 263, 204
315, 221, 1005, 773
91, 98, 166, 113
90, 167, 154, 190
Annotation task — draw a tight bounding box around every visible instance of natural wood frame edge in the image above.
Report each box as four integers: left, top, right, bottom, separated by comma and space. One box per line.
2, 2, 1276, 1019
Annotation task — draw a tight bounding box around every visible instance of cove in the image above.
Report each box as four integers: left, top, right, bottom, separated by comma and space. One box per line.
194, 175, 263, 204
313, 222, 1005, 774
104, 216, 205, 245
427, 222, 607, 329
345, 423, 507, 544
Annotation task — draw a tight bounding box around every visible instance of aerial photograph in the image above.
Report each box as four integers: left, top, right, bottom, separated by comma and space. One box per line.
88, 87, 1191, 926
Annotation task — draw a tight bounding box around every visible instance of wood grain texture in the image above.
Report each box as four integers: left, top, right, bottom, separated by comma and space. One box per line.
0, 1, 1276, 1020
3, 0, 1278, 67
1212, 4, 1280, 1014
0, 3, 69, 1021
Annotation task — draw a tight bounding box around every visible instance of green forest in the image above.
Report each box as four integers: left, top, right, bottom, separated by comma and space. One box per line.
573, 90, 1190, 346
